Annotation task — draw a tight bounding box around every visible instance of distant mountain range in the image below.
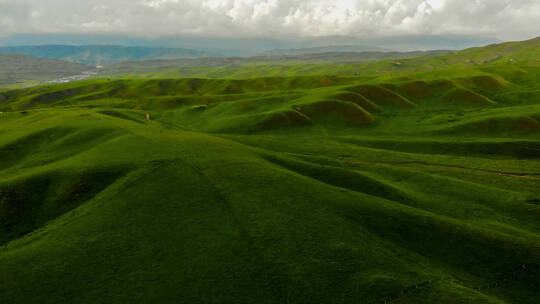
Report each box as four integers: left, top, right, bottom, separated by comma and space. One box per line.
0, 45, 221, 66
0, 33, 500, 58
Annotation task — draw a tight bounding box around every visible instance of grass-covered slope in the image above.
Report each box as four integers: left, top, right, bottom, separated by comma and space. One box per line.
1, 42, 539, 303
1, 107, 539, 304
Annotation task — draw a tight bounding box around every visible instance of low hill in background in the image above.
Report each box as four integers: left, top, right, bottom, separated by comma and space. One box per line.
0, 54, 91, 89
98, 49, 451, 77
259, 45, 389, 56
98, 37, 539, 79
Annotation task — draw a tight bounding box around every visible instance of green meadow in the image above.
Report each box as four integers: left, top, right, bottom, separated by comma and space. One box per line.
0, 37, 539, 303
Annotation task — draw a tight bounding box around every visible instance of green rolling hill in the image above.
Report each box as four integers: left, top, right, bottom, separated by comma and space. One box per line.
0, 38, 539, 304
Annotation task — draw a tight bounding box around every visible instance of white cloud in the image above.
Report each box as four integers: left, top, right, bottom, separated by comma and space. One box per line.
140, 0, 179, 9
0, 0, 538, 40
426, 0, 445, 11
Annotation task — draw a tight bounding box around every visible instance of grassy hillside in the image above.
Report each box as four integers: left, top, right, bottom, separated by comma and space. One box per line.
0, 54, 90, 89
0, 39, 539, 304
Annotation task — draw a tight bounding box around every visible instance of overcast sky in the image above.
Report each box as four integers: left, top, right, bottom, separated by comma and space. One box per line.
0, 0, 539, 41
